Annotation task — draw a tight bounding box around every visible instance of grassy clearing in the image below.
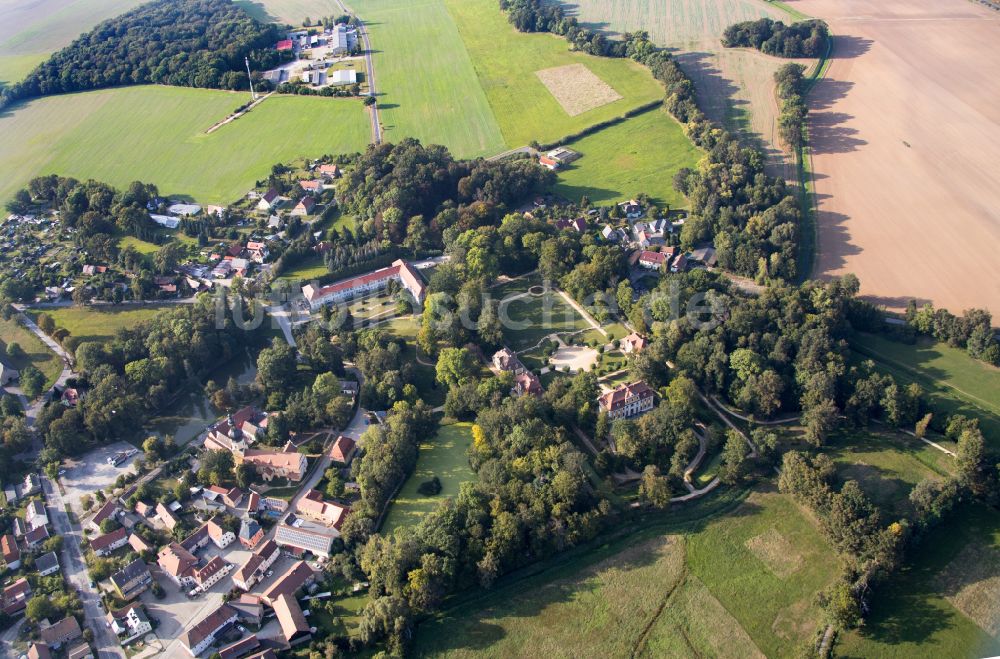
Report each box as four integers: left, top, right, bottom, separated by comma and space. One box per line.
413, 535, 691, 657
0, 86, 370, 206
838, 505, 1000, 658
822, 427, 955, 517
499, 290, 591, 351
276, 254, 329, 283
382, 423, 476, 533
851, 332, 1000, 443
358, 0, 506, 158
0, 0, 144, 85
234, 0, 344, 25
444, 0, 664, 149
686, 488, 838, 656
29, 305, 168, 343
552, 108, 699, 207
0, 316, 62, 389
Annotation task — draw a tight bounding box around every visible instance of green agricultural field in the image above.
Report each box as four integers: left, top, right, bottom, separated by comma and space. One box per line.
838, 504, 1000, 658
0, 86, 370, 206
499, 290, 591, 351
31, 305, 170, 343
686, 488, 838, 656
444, 0, 664, 148
356, 0, 506, 158
382, 423, 476, 533
0, 0, 145, 86
553, 108, 700, 207
0, 316, 63, 390
235, 0, 344, 25
823, 428, 956, 517
852, 332, 1000, 443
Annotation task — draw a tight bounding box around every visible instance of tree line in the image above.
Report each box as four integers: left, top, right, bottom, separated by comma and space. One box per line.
497, 2, 802, 281
774, 62, 808, 150
721, 18, 829, 58
0, 0, 286, 109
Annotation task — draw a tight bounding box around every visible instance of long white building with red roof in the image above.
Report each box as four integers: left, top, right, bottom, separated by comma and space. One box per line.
301, 259, 426, 311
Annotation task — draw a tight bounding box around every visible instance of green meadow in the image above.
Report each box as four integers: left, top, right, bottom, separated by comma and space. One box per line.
0, 86, 370, 205
444, 0, 664, 147
852, 332, 1000, 443
234, 0, 344, 25
382, 422, 476, 533
553, 107, 700, 207
0, 316, 63, 390
30, 305, 170, 344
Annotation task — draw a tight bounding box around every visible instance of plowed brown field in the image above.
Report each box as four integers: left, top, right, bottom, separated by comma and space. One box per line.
792, 0, 1000, 314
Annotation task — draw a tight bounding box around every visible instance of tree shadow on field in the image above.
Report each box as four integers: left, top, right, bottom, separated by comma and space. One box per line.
673, 52, 746, 131
811, 209, 861, 274
831, 35, 874, 60
809, 111, 866, 154
809, 79, 854, 113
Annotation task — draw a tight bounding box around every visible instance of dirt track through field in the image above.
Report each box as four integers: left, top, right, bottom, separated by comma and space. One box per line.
791, 0, 1000, 314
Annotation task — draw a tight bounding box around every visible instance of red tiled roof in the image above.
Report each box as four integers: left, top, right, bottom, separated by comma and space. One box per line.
276, 39, 293, 50
598, 381, 654, 412
639, 250, 666, 264
329, 435, 355, 463
90, 527, 128, 553
1, 534, 18, 563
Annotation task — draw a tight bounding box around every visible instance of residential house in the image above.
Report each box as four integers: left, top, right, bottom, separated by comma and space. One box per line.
245, 491, 261, 515
670, 253, 688, 273
339, 380, 359, 399
261, 560, 317, 606
296, 490, 350, 528
219, 634, 261, 659
157, 543, 198, 587
598, 381, 655, 420
299, 180, 322, 194
492, 348, 525, 375
181, 604, 239, 656
637, 250, 666, 270
39, 617, 82, 649
27, 643, 51, 659
273, 593, 312, 646
621, 332, 648, 354
239, 518, 264, 549
110, 558, 152, 601
1, 578, 31, 615
1, 534, 20, 570
26, 500, 48, 530
207, 485, 245, 509
24, 525, 49, 548
36, 551, 60, 577
246, 241, 269, 264
107, 604, 152, 644
66, 643, 93, 659
513, 371, 543, 397
300, 259, 427, 311
601, 225, 624, 243
318, 164, 340, 180
620, 199, 643, 219
128, 534, 153, 555
256, 189, 281, 212
21, 473, 40, 497
156, 502, 179, 531
232, 540, 280, 591
134, 501, 153, 518
291, 196, 316, 216
328, 435, 356, 466
89, 499, 119, 532
229, 593, 264, 627
192, 556, 232, 590
90, 527, 129, 557
539, 155, 559, 170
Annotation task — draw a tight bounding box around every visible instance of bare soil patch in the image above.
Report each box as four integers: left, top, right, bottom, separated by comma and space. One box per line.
936, 540, 1000, 638
536, 63, 622, 116
746, 527, 804, 578
793, 0, 1000, 314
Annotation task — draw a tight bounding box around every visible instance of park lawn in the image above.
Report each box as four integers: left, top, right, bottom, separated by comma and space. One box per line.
356, 0, 506, 158
276, 254, 329, 283
822, 427, 956, 518
851, 332, 1000, 444
0, 316, 62, 390
29, 305, 169, 343
552, 108, 700, 207
0, 86, 370, 206
499, 289, 592, 351
686, 488, 839, 657
444, 0, 665, 149
837, 504, 1000, 658
382, 423, 476, 533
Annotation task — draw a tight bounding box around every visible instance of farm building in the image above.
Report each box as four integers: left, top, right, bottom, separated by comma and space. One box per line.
330, 69, 357, 86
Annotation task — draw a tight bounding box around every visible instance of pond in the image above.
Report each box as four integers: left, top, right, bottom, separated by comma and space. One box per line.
144, 350, 257, 446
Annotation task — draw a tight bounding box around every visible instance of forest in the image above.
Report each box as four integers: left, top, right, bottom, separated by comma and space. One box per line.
0, 0, 285, 108
721, 18, 830, 58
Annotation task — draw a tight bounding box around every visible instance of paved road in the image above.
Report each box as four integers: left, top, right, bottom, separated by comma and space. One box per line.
336, 0, 381, 144
43, 477, 125, 658
486, 146, 538, 162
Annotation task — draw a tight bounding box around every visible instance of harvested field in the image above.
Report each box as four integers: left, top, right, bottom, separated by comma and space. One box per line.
535, 63, 623, 116
936, 541, 1000, 638
791, 0, 1000, 314
745, 527, 803, 579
